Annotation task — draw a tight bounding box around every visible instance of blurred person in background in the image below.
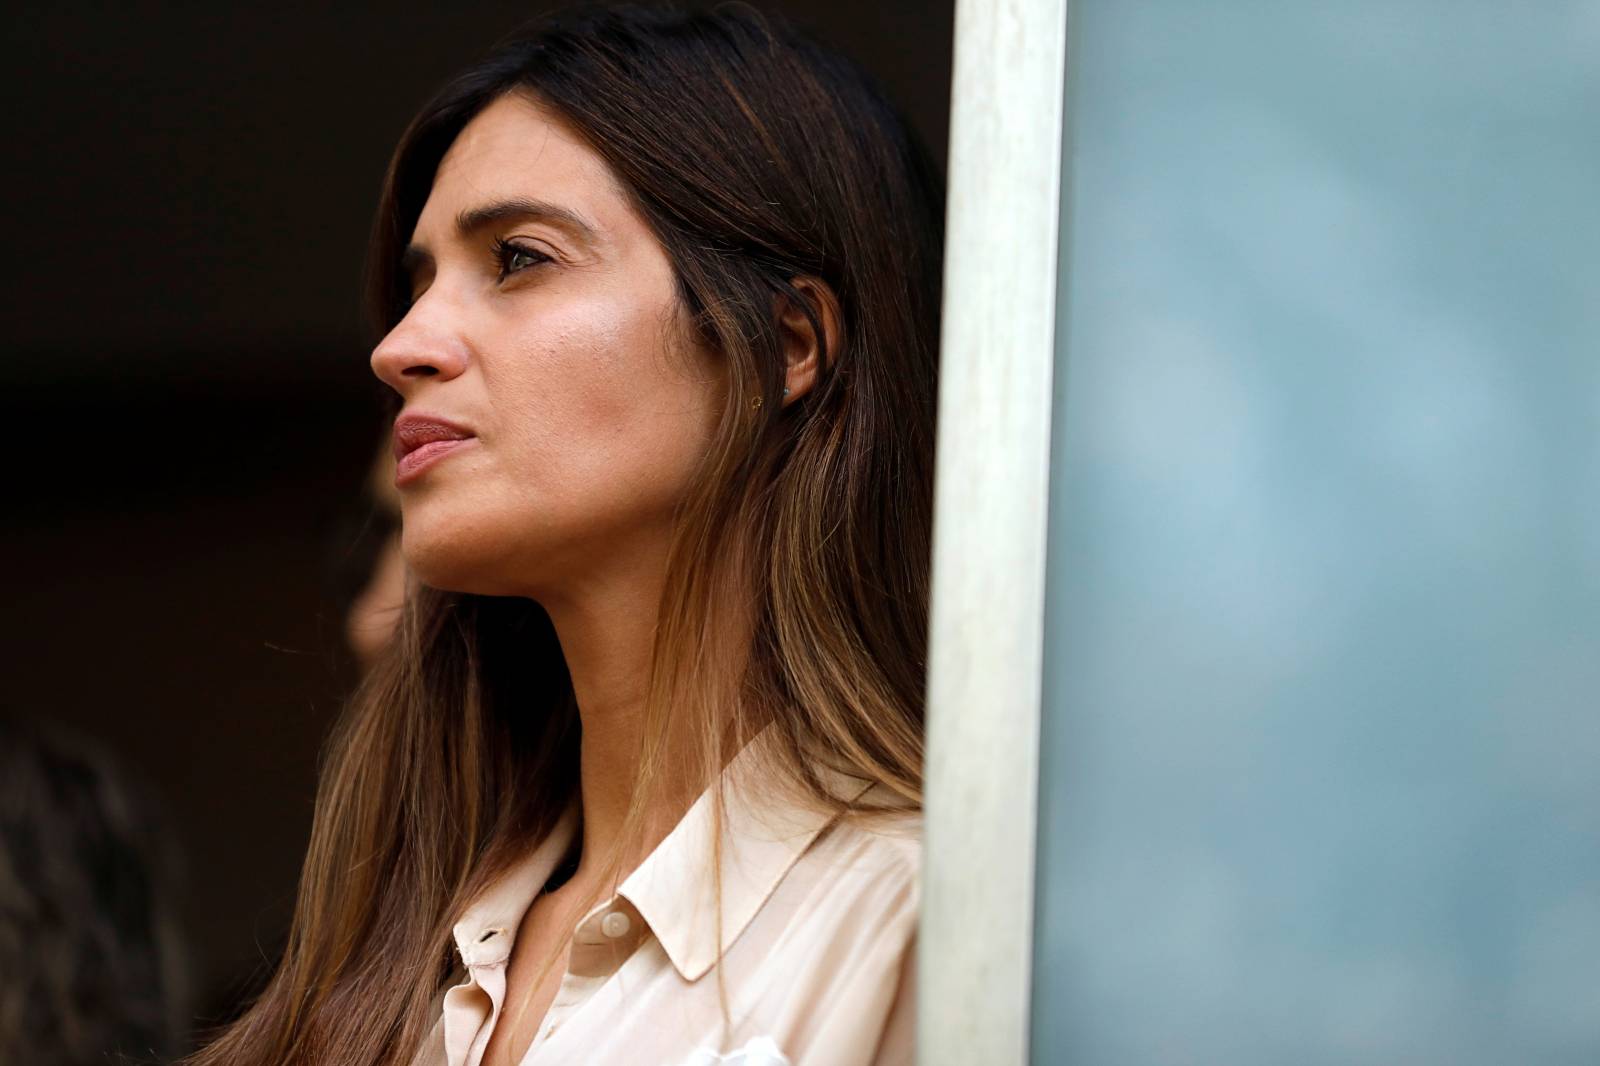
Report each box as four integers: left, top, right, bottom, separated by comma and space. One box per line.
187, 5, 942, 1065
343, 443, 410, 672
0, 717, 192, 1066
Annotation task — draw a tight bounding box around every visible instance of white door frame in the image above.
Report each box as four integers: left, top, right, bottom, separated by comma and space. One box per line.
920, 0, 1071, 1062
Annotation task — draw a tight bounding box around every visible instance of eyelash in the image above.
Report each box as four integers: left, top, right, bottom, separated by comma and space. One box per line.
491, 237, 551, 281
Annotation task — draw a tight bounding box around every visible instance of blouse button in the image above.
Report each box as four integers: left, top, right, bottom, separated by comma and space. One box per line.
600, 910, 632, 939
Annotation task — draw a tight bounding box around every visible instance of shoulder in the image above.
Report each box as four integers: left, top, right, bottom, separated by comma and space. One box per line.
809, 794, 922, 904
835, 805, 921, 871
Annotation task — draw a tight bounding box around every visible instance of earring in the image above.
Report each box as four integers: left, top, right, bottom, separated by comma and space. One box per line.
783, 387, 791, 397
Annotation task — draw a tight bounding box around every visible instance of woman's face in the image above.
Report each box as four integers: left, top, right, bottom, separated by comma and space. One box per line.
371, 92, 723, 598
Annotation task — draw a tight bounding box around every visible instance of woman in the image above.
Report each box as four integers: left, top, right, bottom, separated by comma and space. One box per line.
342, 440, 409, 672
189, 5, 942, 1064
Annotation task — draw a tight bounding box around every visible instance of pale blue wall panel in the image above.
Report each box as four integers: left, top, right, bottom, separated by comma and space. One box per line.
1032, 2, 1600, 1063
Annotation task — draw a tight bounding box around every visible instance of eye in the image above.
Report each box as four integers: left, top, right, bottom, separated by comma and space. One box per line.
492, 237, 552, 281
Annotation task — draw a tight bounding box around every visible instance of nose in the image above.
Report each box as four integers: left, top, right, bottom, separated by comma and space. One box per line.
369, 303, 471, 396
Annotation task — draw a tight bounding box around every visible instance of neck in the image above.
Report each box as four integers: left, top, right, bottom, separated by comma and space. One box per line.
536, 532, 743, 895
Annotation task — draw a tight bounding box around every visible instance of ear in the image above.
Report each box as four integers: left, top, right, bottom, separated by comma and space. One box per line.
775, 276, 841, 407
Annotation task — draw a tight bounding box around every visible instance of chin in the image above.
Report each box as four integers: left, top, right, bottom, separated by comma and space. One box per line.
398, 515, 521, 597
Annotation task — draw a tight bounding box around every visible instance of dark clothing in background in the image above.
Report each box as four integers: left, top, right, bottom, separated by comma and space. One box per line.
0, 718, 192, 1065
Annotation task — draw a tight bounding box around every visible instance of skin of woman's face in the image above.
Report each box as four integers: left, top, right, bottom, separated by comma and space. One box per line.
371, 92, 724, 599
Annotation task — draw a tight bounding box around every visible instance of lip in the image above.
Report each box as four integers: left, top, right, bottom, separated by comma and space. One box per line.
392, 412, 477, 486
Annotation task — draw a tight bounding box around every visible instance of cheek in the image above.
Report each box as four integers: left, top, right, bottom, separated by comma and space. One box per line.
491, 291, 721, 509
396, 293, 722, 595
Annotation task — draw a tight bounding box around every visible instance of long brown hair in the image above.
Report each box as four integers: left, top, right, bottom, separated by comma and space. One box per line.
188, 5, 943, 1063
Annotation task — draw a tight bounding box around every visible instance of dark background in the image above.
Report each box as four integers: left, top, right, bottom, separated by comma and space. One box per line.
5, 0, 951, 1044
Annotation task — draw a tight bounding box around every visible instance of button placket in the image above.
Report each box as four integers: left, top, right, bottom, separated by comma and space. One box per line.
529, 972, 599, 1056
521, 898, 648, 1060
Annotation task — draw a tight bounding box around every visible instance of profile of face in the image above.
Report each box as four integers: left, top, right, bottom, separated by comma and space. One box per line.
370, 93, 724, 599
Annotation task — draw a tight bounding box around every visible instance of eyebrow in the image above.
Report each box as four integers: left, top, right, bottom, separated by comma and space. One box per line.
400, 197, 601, 279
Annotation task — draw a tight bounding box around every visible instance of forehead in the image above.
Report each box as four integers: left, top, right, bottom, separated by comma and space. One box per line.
415, 92, 628, 241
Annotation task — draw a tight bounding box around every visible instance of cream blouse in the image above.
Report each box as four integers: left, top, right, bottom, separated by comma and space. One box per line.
407, 736, 920, 1066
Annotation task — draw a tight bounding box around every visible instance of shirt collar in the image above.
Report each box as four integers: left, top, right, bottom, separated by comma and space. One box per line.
617, 729, 874, 981
450, 802, 580, 968
447, 727, 875, 980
